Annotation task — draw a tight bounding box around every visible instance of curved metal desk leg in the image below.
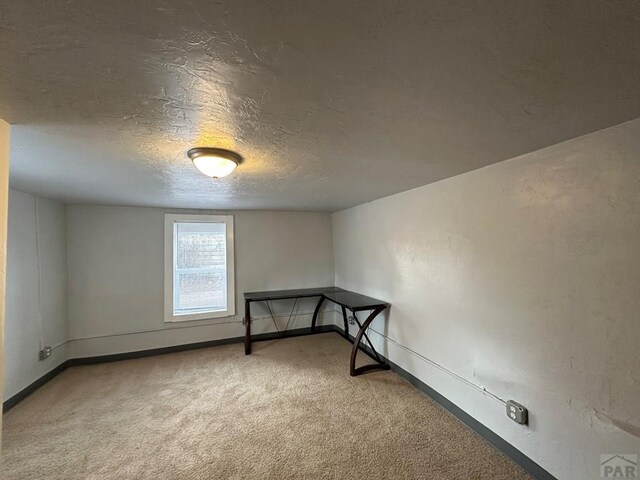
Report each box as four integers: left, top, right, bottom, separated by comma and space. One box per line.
310, 296, 326, 333
350, 306, 390, 376
244, 300, 252, 355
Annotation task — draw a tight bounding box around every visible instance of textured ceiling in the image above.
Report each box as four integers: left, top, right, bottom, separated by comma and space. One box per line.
1, 1, 640, 211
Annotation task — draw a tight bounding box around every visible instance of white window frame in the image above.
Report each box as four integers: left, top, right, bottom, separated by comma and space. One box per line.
164, 214, 235, 323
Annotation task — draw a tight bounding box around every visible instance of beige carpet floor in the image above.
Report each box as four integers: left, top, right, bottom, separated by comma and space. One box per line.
2, 333, 530, 480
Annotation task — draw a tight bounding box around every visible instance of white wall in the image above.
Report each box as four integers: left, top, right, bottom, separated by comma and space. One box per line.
4, 190, 68, 400
0, 120, 10, 439
332, 119, 640, 480
67, 206, 335, 357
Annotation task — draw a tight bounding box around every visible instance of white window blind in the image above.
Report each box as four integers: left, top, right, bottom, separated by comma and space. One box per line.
174, 222, 227, 315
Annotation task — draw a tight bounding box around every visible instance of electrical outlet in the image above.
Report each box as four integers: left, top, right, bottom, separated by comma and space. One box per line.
38, 346, 52, 360
506, 400, 528, 425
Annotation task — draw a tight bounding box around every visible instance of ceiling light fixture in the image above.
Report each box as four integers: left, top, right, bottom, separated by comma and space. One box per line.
187, 147, 243, 178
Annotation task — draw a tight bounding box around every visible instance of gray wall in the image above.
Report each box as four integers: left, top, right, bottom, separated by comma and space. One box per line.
4, 190, 68, 400
66, 206, 335, 358
332, 119, 640, 480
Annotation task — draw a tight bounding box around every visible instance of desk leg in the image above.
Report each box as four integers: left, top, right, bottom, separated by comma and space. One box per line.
244, 300, 252, 355
350, 306, 390, 376
341, 305, 349, 340
310, 296, 326, 333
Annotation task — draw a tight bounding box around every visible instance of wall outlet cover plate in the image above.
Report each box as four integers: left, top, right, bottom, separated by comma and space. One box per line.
506, 400, 528, 425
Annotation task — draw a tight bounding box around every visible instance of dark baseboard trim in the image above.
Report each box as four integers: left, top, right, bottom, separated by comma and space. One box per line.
3, 360, 71, 413
3, 324, 555, 479
69, 325, 336, 365
2, 325, 335, 411
333, 326, 556, 480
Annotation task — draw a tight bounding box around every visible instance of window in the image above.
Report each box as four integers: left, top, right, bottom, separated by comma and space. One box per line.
164, 214, 235, 322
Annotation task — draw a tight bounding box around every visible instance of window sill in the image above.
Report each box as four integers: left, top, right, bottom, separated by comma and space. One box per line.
164, 309, 235, 323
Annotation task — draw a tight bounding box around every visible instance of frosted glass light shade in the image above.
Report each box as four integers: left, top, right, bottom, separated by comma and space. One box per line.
188, 148, 243, 178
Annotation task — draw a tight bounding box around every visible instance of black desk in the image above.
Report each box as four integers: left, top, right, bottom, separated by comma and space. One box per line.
244, 287, 390, 376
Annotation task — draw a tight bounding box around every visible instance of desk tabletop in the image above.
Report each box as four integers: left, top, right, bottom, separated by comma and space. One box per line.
244, 286, 389, 311
244, 286, 345, 301
324, 290, 389, 311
